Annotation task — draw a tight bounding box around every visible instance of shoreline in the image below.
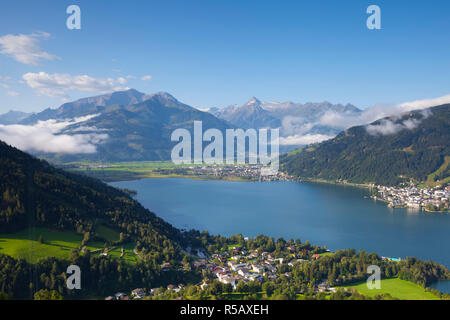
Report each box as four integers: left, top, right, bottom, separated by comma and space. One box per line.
297, 177, 374, 190
72, 167, 448, 214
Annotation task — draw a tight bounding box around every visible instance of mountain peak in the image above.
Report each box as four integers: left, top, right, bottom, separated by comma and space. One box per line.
245, 96, 262, 106
0, 110, 33, 124
146, 91, 179, 104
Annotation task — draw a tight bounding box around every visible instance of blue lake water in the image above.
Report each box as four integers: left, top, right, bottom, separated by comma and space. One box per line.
430, 280, 450, 294
111, 178, 450, 269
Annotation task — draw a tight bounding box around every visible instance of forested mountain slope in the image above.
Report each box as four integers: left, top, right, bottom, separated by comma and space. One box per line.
0, 139, 183, 258
281, 104, 450, 186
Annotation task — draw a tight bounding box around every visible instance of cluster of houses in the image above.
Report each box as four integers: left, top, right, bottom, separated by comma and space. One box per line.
199, 247, 299, 290
104, 244, 339, 300
374, 185, 449, 211
105, 284, 187, 300
179, 164, 296, 182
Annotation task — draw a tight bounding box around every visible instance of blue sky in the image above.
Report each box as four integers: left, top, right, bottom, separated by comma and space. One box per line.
0, 0, 449, 113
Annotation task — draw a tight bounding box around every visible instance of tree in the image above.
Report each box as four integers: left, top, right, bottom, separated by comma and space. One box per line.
236, 281, 248, 293
262, 282, 275, 296
34, 289, 63, 300
209, 281, 223, 295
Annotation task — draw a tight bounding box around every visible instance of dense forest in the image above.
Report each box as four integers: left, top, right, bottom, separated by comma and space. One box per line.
281, 104, 450, 186
0, 251, 201, 299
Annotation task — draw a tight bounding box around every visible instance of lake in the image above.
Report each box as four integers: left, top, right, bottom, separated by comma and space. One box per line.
111, 178, 450, 269
430, 280, 450, 294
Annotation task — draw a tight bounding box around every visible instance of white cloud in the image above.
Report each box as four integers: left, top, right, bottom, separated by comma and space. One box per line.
141, 75, 152, 81
281, 116, 314, 136
35, 114, 100, 133
315, 93, 450, 133
67, 125, 110, 133
0, 114, 108, 154
195, 107, 211, 112
0, 32, 60, 65
365, 110, 432, 136
397, 94, 450, 110
366, 119, 419, 136
22, 72, 129, 98
7, 91, 20, 97
279, 133, 334, 146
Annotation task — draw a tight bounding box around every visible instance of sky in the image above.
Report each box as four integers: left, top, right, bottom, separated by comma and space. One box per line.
1, 0, 450, 114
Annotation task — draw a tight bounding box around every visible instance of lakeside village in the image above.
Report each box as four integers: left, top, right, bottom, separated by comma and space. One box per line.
104, 240, 406, 301
371, 185, 450, 212
105, 242, 335, 300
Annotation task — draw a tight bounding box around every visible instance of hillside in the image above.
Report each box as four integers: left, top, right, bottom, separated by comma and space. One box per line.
281, 104, 450, 186
0, 139, 183, 258
0, 139, 210, 298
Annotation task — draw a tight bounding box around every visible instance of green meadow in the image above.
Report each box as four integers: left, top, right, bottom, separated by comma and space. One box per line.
0, 227, 82, 263
0, 225, 138, 264
108, 242, 140, 264
343, 278, 440, 300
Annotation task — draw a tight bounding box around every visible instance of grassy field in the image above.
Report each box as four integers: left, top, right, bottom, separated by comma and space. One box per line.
108, 242, 140, 264
318, 252, 334, 257
0, 225, 139, 264
0, 227, 82, 263
343, 278, 440, 300
425, 156, 450, 187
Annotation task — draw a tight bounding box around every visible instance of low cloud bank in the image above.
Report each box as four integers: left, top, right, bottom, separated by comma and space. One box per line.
0, 114, 108, 154
279, 133, 335, 146
365, 109, 432, 136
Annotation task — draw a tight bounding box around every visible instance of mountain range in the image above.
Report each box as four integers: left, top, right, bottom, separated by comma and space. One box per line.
2, 90, 232, 162
209, 96, 361, 139
0, 89, 364, 162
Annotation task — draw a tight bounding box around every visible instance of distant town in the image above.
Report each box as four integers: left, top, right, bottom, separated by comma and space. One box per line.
373, 185, 450, 212
181, 164, 294, 182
